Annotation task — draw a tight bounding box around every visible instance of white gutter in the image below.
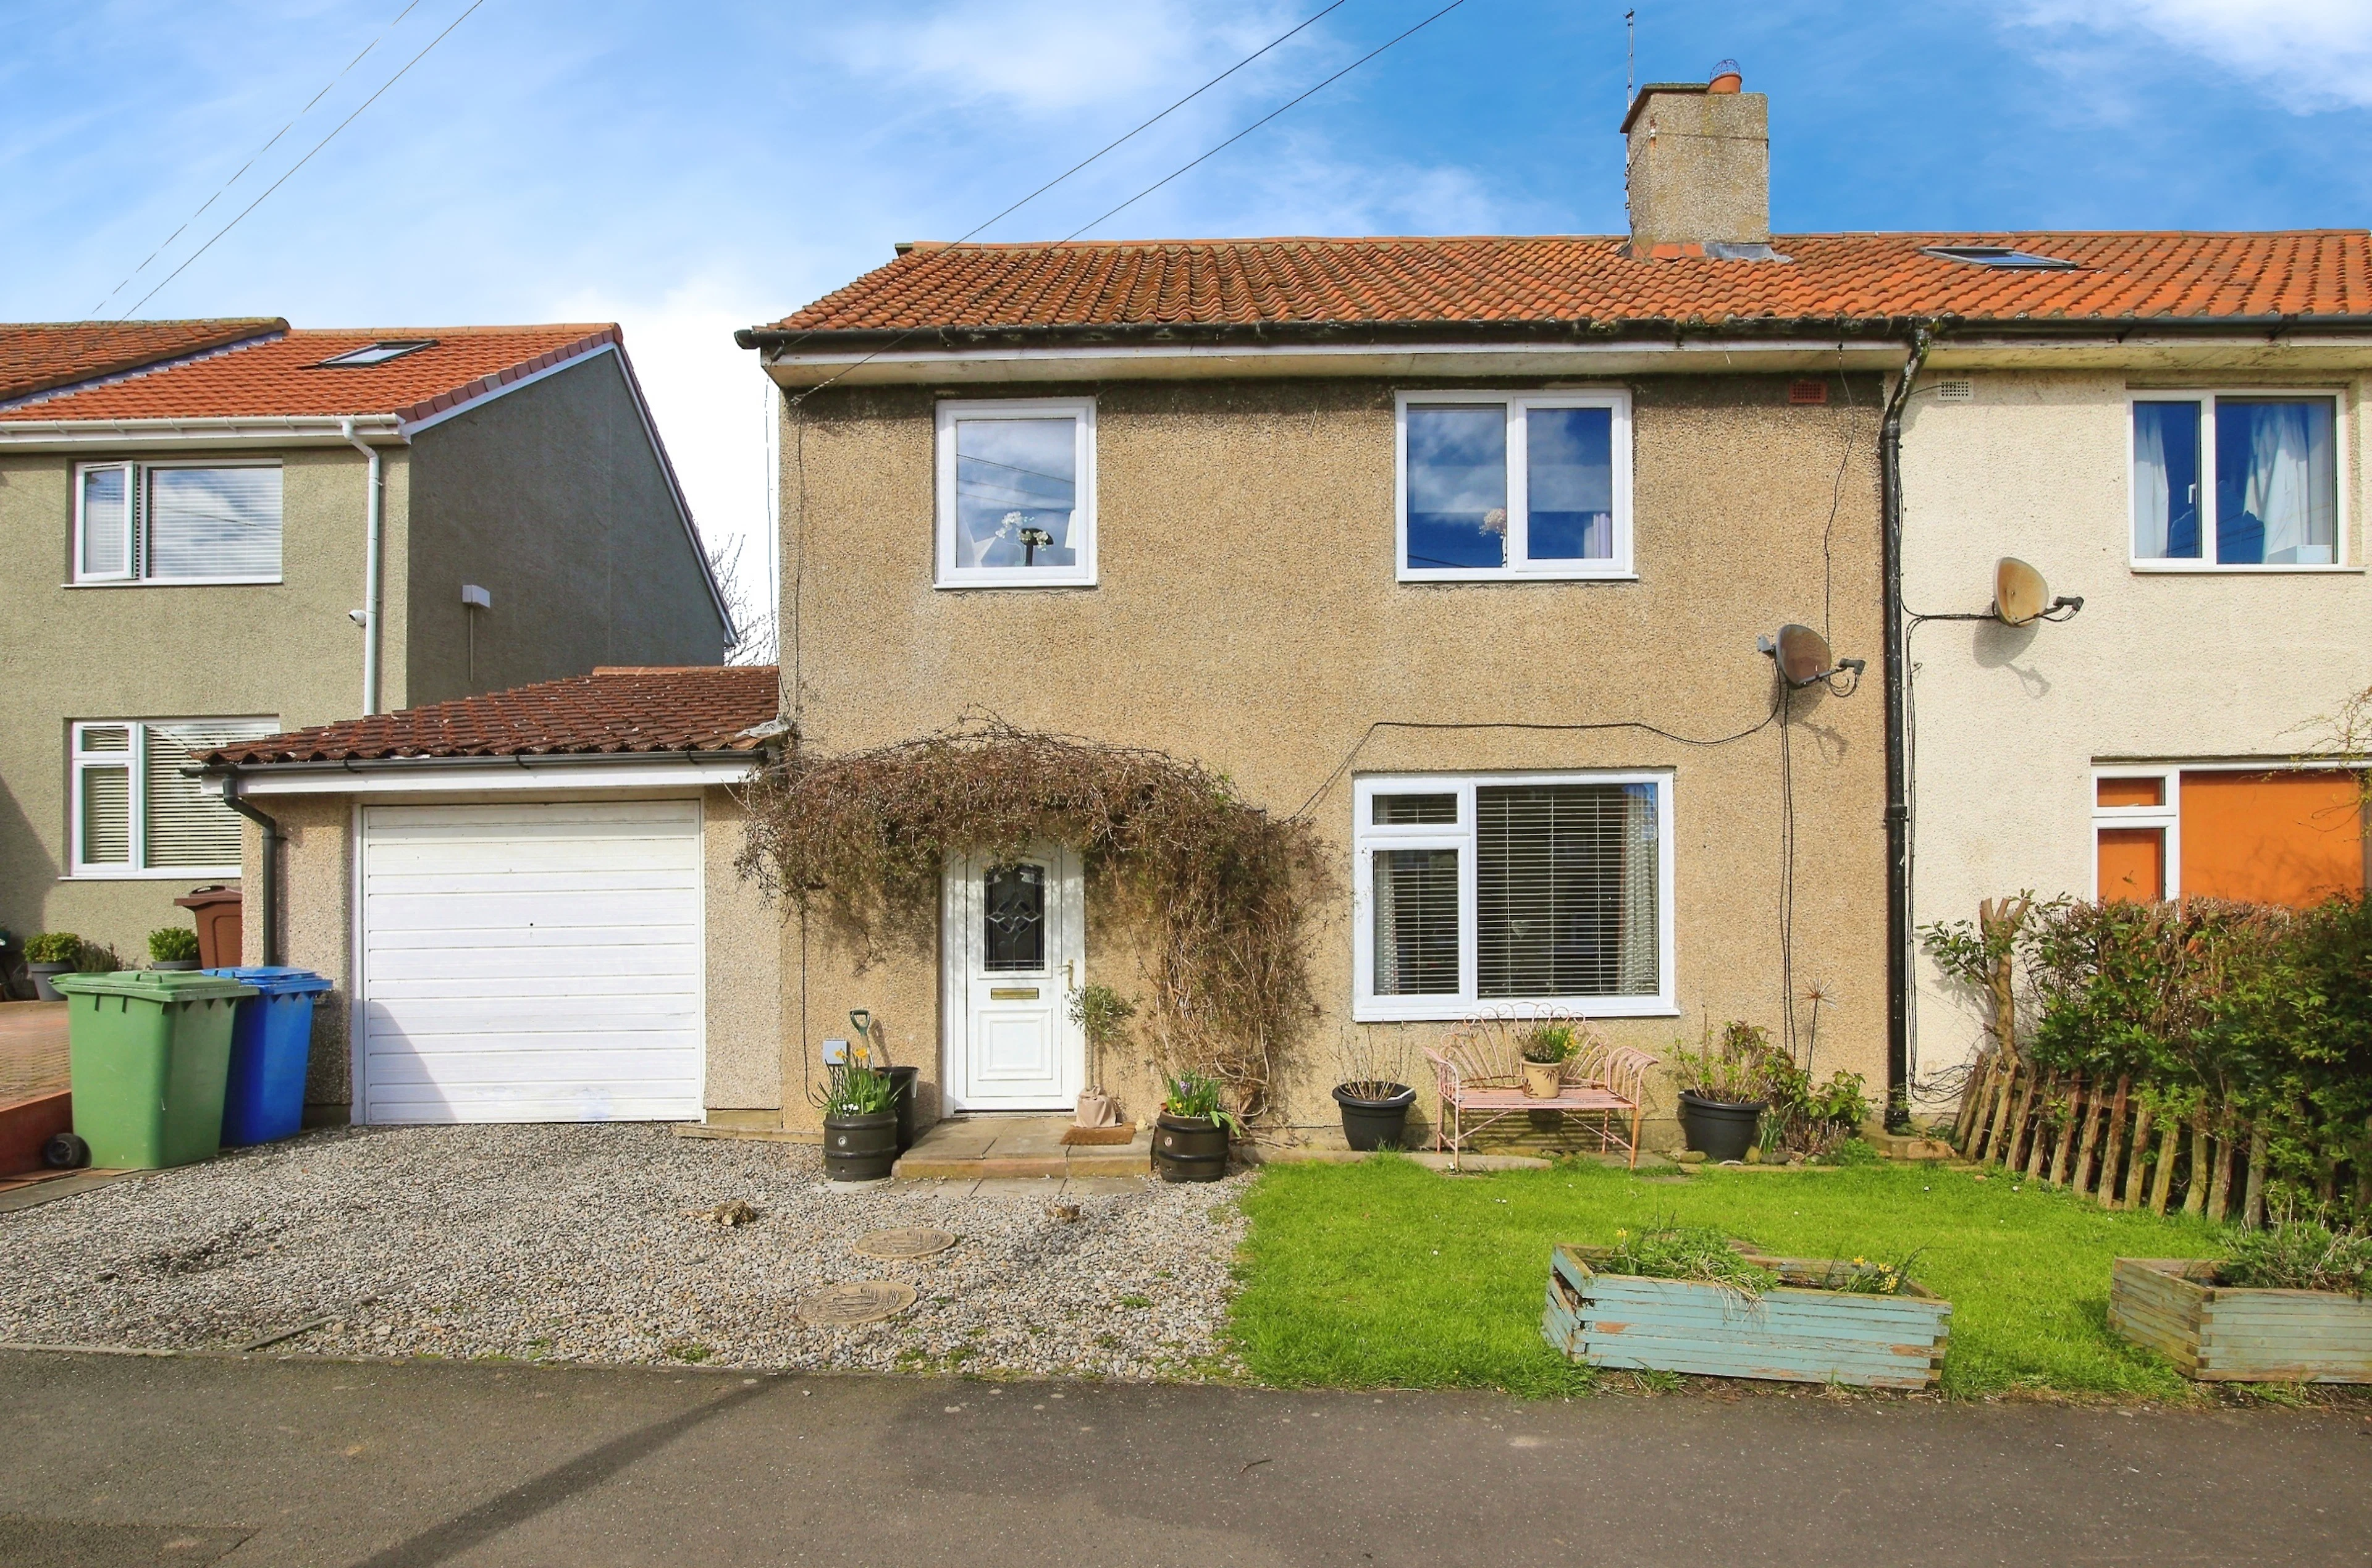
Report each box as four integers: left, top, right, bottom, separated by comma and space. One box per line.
0, 414, 403, 451
342, 417, 385, 715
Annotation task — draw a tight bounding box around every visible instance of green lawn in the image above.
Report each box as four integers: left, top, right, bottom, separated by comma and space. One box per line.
1229, 1154, 2227, 1399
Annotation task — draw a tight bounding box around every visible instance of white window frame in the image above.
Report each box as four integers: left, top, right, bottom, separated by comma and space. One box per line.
1352, 769, 1676, 1022
934, 397, 1097, 589
1394, 389, 1634, 583
2125, 389, 2352, 573
67, 458, 285, 587
69, 718, 275, 880
2090, 765, 2182, 901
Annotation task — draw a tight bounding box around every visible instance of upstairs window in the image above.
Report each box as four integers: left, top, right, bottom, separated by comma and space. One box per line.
1354, 772, 1673, 1021
2132, 395, 2340, 568
935, 398, 1095, 588
1397, 392, 1631, 581
74, 461, 283, 584
70, 719, 279, 877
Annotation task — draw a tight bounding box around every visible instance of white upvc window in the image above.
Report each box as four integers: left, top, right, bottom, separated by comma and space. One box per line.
70, 459, 284, 585
1352, 771, 1676, 1021
2128, 391, 2347, 570
935, 398, 1096, 588
69, 718, 279, 878
1395, 390, 1633, 581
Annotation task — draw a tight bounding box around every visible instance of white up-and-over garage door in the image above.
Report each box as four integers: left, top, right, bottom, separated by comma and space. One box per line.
357, 799, 704, 1123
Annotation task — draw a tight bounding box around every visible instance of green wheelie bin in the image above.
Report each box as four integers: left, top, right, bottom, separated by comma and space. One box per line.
54, 971, 257, 1169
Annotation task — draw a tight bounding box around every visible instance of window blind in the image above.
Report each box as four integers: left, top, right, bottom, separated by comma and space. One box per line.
147, 466, 282, 580
143, 724, 261, 868
1475, 783, 1657, 997
80, 465, 131, 577
80, 766, 132, 864
1373, 848, 1460, 994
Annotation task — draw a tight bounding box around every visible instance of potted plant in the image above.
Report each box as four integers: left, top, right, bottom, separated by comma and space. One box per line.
25, 932, 82, 1000
1542, 1222, 1949, 1390
1332, 1032, 1416, 1151
2109, 1219, 2372, 1382
148, 926, 201, 971
1519, 1022, 1576, 1098
1670, 1019, 1772, 1162
1153, 1070, 1242, 1183
814, 1057, 900, 1183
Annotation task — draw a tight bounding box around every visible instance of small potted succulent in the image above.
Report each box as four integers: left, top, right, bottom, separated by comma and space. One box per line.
1519, 1022, 1576, 1098
25, 932, 82, 1000
814, 1053, 900, 1183
1153, 1070, 1242, 1183
1670, 1019, 1773, 1163
148, 926, 201, 971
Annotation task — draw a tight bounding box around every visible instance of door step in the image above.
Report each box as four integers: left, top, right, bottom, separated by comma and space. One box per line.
893, 1115, 1151, 1180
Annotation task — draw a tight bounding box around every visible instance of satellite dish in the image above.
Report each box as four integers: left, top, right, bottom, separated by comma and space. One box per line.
1995, 558, 2050, 626
1773, 623, 1833, 687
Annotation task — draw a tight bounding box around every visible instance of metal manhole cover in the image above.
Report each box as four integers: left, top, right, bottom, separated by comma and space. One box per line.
798, 1280, 919, 1327
852, 1226, 957, 1260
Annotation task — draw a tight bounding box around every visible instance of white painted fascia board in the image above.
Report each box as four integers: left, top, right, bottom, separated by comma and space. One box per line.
221, 758, 757, 796
763, 337, 1905, 387
0, 414, 403, 451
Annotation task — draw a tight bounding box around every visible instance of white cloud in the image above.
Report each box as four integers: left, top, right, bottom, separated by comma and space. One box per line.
2012, 0, 2372, 110
832, 0, 1292, 116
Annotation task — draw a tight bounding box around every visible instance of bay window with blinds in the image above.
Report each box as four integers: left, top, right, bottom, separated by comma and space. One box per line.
70, 719, 279, 877
72, 460, 283, 584
1353, 772, 1675, 1020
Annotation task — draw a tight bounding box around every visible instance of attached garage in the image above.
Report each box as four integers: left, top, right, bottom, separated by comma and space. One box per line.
357, 799, 704, 1124
196, 665, 788, 1132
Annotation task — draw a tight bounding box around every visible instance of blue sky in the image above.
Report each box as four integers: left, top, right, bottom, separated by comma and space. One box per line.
6, 0, 2369, 623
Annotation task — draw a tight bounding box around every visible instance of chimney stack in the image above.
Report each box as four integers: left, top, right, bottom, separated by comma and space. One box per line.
1621, 61, 1783, 261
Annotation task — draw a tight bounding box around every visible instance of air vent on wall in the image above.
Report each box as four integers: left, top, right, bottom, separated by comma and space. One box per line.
1934, 379, 1974, 403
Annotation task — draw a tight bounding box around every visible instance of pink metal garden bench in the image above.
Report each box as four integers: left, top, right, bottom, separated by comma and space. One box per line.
1422, 1020, 1655, 1172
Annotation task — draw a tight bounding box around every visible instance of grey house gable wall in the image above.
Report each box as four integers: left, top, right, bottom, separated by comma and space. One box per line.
403, 349, 729, 705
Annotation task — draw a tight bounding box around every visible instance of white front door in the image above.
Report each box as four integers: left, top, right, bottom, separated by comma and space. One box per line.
943, 847, 1084, 1112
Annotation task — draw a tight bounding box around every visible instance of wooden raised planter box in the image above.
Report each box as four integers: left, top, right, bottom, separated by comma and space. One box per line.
1541, 1243, 1951, 1390
2108, 1257, 2372, 1383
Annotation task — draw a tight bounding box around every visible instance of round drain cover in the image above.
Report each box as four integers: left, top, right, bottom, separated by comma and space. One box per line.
798, 1280, 919, 1326
852, 1226, 957, 1260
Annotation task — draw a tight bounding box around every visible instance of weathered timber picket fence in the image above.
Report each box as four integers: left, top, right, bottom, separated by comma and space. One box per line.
1949, 1049, 2278, 1225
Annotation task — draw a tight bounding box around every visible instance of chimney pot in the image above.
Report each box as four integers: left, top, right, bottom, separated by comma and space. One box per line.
1708, 59, 1742, 93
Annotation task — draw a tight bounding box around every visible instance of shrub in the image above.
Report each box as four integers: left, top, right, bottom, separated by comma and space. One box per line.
1161, 1070, 1245, 1137
148, 926, 200, 963
2220, 1219, 2372, 1296
1518, 1022, 1576, 1065
25, 932, 81, 965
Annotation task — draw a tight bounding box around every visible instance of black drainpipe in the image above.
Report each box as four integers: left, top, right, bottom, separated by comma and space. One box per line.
219, 773, 283, 967
1880, 325, 1933, 1133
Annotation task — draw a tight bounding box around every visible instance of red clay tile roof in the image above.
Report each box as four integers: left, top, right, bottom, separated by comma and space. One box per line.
749, 231, 2372, 341
0, 325, 621, 423
0, 319, 285, 403
204, 666, 781, 766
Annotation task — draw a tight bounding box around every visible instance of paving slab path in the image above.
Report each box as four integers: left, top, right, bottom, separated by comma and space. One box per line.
1, 1351, 2366, 1567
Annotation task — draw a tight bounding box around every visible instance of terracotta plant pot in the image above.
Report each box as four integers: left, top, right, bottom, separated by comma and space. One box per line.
1522, 1060, 1564, 1098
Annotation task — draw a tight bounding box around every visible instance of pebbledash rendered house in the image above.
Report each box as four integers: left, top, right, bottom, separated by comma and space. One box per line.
200, 70, 2372, 1143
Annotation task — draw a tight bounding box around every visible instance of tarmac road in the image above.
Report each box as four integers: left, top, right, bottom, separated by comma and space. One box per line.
1, 1350, 2366, 1566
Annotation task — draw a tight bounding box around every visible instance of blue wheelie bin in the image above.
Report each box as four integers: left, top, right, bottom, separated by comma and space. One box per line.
204, 966, 333, 1146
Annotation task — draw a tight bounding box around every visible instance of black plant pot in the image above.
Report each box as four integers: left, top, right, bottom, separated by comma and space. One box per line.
1153, 1113, 1230, 1183
1332, 1083, 1416, 1152
882, 1065, 920, 1154
1676, 1091, 1766, 1163
823, 1110, 899, 1182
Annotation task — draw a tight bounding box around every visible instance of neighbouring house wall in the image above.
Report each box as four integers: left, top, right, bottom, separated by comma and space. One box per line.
775, 374, 1891, 1138
242, 792, 356, 1117
403, 351, 728, 705
1901, 366, 2372, 1105
240, 786, 773, 1123
0, 445, 404, 970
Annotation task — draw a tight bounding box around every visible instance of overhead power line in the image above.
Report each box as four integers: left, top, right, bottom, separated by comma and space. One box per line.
90, 1, 425, 317
1062, 0, 1473, 240
120, 0, 490, 318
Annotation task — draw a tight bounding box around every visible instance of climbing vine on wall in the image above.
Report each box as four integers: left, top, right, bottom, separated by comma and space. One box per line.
734, 716, 1331, 1120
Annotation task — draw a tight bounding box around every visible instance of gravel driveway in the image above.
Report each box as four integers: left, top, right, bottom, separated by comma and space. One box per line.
0, 1125, 1249, 1381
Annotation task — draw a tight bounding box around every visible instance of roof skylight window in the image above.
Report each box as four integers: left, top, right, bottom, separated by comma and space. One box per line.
312, 340, 437, 367
1920, 246, 2077, 270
